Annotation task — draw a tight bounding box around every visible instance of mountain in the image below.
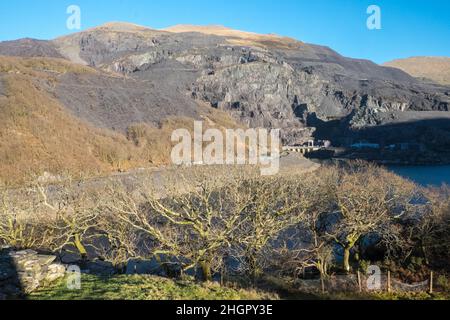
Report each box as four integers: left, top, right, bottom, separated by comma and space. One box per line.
51, 24, 449, 126
384, 57, 450, 86
0, 53, 239, 184
163, 24, 301, 49
0, 22, 449, 182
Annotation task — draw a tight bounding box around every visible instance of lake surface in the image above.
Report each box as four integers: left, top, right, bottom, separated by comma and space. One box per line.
386, 165, 450, 186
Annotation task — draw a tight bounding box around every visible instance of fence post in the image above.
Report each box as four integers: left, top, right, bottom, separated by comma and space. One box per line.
357, 271, 362, 292
429, 271, 434, 294
387, 270, 391, 293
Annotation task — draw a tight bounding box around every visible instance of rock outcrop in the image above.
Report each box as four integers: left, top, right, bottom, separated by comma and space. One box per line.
0, 248, 66, 299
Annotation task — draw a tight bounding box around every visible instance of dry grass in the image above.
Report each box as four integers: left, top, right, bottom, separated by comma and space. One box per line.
0, 56, 97, 76
0, 57, 244, 185
164, 24, 302, 49
384, 57, 450, 85
125, 107, 245, 166
0, 73, 133, 183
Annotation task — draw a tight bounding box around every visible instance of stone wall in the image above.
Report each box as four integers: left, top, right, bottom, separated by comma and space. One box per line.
0, 247, 66, 299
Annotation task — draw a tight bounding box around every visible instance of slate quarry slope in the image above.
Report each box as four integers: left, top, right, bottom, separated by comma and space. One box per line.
1, 22, 449, 152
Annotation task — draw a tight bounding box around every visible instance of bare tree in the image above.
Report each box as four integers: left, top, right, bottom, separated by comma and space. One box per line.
234, 168, 336, 280
329, 162, 416, 272
0, 175, 102, 262
296, 168, 338, 278
102, 166, 256, 281
0, 187, 53, 249
267, 168, 337, 280
410, 186, 450, 267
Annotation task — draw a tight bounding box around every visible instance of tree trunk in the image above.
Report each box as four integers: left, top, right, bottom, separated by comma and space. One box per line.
247, 253, 261, 282
421, 242, 430, 265
343, 246, 351, 273
200, 260, 212, 282
74, 233, 87, 260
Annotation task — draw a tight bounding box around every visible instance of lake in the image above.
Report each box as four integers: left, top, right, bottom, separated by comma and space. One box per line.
386, 165, 450, 187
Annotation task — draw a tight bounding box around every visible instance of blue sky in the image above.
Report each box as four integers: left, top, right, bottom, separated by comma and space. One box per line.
0, 0, 449, 64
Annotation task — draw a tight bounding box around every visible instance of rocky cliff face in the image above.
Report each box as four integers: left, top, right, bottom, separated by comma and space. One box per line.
1, 22, 449, 146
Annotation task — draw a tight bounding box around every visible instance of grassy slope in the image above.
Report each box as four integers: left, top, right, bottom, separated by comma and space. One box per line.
28, 274, 449, 300
0, 56, 242, 184
0, 57, 134, 183
384, 57, 450, 86
29, 274, 276, 300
